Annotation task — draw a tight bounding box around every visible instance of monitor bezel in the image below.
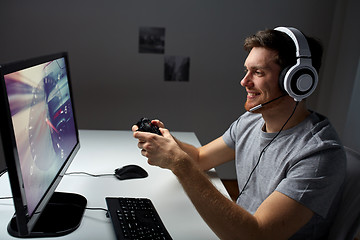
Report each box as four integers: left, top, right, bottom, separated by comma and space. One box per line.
0, 52, 80, 236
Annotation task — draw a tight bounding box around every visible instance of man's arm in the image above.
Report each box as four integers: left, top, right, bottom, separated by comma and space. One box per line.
173, 153, 314, 240
133, 128, 314, 239
175, 136, 235, 171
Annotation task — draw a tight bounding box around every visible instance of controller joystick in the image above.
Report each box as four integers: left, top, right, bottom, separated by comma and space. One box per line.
136, 118, 162, 136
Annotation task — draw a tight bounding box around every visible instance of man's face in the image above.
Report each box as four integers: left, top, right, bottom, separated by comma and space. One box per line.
240, 47, 283, 112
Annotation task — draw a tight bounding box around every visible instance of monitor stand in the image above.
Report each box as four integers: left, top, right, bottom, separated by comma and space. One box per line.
7, 192, 87, 238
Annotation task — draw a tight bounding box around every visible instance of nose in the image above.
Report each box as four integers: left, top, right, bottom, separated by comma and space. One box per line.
240, 71, 252, 87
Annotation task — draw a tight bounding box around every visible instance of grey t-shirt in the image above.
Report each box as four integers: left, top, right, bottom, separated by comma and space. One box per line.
222, 111, 346, 239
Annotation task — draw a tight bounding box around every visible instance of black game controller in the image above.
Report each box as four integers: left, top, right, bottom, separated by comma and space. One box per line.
136, 118, 162, 135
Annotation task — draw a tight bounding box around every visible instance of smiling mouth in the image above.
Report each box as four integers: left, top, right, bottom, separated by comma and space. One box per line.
247, 92, 260, 98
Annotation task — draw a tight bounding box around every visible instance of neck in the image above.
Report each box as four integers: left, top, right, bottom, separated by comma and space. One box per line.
262, 98, 310, 133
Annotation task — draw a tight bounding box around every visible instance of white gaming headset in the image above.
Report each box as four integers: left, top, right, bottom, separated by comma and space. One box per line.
275, 27, 318, 102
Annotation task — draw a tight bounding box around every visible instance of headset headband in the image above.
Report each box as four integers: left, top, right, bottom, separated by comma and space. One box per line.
274, 27, 312, 60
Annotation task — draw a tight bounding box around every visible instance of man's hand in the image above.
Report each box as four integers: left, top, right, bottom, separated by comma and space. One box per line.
133, 124, 187, 171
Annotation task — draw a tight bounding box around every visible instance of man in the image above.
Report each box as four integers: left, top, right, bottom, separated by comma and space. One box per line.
132, 27, 346, 239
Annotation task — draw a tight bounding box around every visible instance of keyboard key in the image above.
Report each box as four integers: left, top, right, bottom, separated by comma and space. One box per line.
106, 197, 172, 240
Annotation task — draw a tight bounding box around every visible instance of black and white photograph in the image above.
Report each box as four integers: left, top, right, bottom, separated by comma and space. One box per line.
164, 56, 190, 82
138, 27, 165, 54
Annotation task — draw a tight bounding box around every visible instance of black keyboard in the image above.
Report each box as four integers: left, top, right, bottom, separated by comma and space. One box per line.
105, 197, 172, 240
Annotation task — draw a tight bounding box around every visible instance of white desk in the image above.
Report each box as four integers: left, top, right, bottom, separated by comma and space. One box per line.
0, 130, 229, 239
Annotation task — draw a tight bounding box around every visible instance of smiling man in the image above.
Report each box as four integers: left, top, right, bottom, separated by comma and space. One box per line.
133, 27, 346, 239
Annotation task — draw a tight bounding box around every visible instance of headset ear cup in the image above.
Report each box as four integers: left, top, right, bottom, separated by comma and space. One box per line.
283, 64, 318, 101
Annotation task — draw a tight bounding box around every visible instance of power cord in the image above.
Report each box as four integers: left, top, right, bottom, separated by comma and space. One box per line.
0, 196, 12, 200
65, 172, 114, 177
1, 172, 110, 218
64, 172, 113, 217
1, 171, 111, 214
33, 204, 109, 218
238, 101, 299, 198
86, 207, 110, 218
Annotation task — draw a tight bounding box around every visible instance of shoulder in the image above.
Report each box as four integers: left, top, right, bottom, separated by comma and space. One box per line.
230, 112, 263, 129
222, 112, 263, 148
299, 112, 343, 149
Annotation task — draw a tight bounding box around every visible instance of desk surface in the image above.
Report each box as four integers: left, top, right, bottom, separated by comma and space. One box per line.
0, 130, 229, 239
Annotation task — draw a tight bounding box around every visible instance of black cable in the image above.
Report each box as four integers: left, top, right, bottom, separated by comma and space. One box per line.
238, 101, 299, 197
31, 205, 109, 218
86, 207, 110, 218
86, 207, 108, 212
59, 173, 112, 217
65, 172, 114, 177
1, 172, 113, 199
0, 196, 12, 200
1, 172, 110, 216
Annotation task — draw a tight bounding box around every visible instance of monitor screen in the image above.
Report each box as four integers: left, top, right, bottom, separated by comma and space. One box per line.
0, 52, 85, 237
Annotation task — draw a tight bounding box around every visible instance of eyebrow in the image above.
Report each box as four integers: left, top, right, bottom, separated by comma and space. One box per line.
244, 65, 271, 71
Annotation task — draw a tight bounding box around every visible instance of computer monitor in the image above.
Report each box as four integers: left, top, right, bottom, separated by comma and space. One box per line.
0, 52, 86, 238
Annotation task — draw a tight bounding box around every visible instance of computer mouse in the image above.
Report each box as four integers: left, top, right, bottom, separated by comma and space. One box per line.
114, 165, 148, 180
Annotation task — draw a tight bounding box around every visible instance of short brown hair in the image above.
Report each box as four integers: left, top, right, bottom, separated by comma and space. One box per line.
244, 29, 323, 73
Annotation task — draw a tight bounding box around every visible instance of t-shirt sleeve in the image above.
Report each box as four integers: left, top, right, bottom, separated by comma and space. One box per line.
222, 120, 237, 149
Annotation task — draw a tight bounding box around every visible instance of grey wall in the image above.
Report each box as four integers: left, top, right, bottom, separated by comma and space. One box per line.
343, 60, 360, 152
0, 0, 359, 177
316, 0, 360, 152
